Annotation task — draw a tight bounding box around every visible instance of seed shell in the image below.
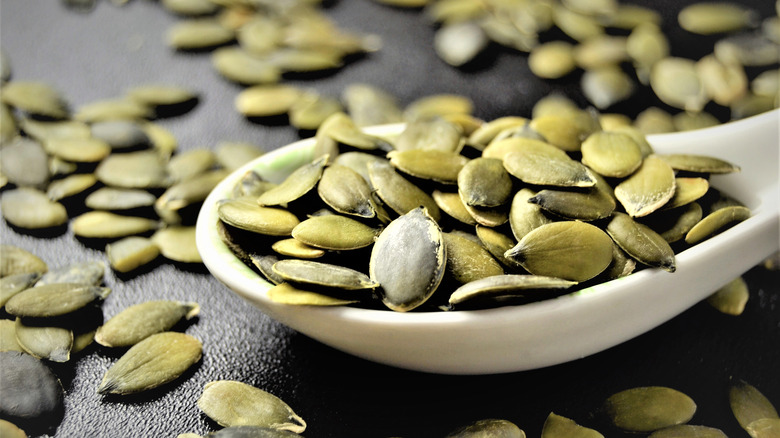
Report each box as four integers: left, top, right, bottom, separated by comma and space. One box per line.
0, 351, 64, 422
235, 85, 302, 118
707, 276, 749, 316
14, 318, 73, 362
528, 41, 576, 79
98, 332, 202, 395
197, 380, 306, 432
685, 205, 751, 244
604, 386, 697, 432
125, 84, 197, 108
74, 98, 153, 123
607, 212, 676, 272
272, 259, 378, 291
541, 412, 604, 438
729, 379, 779, 431
614, 155, 676, 217
72, 211, 158, 239
212, 47, 281, 85
96, 300, 200, 348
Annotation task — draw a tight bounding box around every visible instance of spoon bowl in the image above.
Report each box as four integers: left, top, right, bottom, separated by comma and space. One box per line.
196, 110, 779, 375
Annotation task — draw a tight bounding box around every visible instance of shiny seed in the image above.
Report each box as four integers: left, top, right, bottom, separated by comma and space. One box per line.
389, 149, 469, 184
106, 236, 161, 273
0, 81, 68, 119
505, 221, 613, 282
529, 112, 597, 152
403, 94, 473, 122
370, 207, 445, 312
541, 412, 604, 438
509, 188, 553, 240
467, 117, 528, 150
271, 239, 325, 259
529, 41, 576, 79
257, 156, 327, 207
218, 199, 300, 236
341, 83, 403, 127
74, 98, 152, 123
212, 47, 281, 85
528, 173, 616, 221
272, 259, 378, 291
462, 202, 509, 227
658, 154, 741, 174
607, 212, 676, 272
368, 160, 441, 221
433, 190, 477, 226
685, 205, 751, 244
604, 386, 697, 432
502, 142, 597, 188
445, 418, 526, 438
475, 225, 521, 269
98, 332, 202, 395
266, 282, 358, 306
0, 351, 64, 421
5, 283, 109, 317
96, 300, 199, 348
458, 157, 512, 208
292, 214, 378, 250
650, 58, 707, 112
394, 118, 464, 152
707, 276, 749, 315
0, 138, 50, 188
443, 232, 504, 285
664, 178, 709, 210
0, 319, 23, 352
46, 173, 97, 201
85, 187, 157, 211
95, 150, 171, 189
0, 245, 48, 278
14, 318, 72, 362
581, 131, 643, 178
648, 425, 727, 438
317, 164, 377, 218
615, 155, 676, 217
581, 66, 635, 110
197, 380, 306, 432
156, 170, 229, 221
434, 21, 488, 67
235, 85, 302, 118
37, 260, 105, 286
729, 380, 779, 432
215, 141, 264, 172
167, 19, 235, 50
1, 188, 68, 229
678, 2, 758, 35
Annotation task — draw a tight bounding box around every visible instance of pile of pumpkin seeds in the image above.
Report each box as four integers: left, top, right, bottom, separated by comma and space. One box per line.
216, 104, 751, 312
0, 244, 202, 433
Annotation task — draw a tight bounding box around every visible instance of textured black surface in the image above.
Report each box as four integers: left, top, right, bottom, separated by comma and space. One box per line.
0, 0, 778, 437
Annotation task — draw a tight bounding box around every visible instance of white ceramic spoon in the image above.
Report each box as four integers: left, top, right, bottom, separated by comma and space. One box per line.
196, 109, 779, 375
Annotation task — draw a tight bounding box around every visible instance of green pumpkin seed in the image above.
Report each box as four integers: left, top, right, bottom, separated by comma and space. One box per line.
634, 107, 676, 135
0, 319, 23, 352
443, 232, 504, 285
606, 4, 661, 29
272, 259, 378, 291
141, 121, 178, 157
1, 138, 50, 189
18, 118, 90, 142
746, 418, 780, 438
581, 131, 643, 178
106, 236, 161, 273
528, 173, 616, 221
607, 212, 676, 272
248, 254, 283, 285
603, 241, 637, 280
72, 211, 158, 239
389, 149, 469, 184
212, 47, 282, 85
98, 332, 202, 395
678, 2, 758, 35
457, 157, 513, 208
266, 48, 343, 73
167, 149, 216, 182
445, 418, 525, 438
1, 188, 68, 229
14, 318, 73, 362
74, 98, 153, 123
160, 0, 219, 16
271, 239, 325, 259
615, 155, 676, 217
475, 225, 522, 269
541, 412, 604, 438
649, 202, 704, 243
218, 199, 300, 236
664, 178, 709, 210
37, 260, 105, 286
393, 118, 464, 152
505, 221, 613, 282
235, 85, 302, 118
672, 112, 720, 133
433, 190, 477, 226
650, 58, 707, 112
91, 120, 152, 151
84, 187, 157, 211
752, 69, 780, 98
95, 150, 171, 189
0, 351, 64, 421
341, 83, 403, 127
0, 104, 18, 145
317, 164, 377, 218
449, 274, 575, 306
167, 18, 235, 50
403, 94, 474, 123
289, 92, 343, 131
156, 170, 229, 218
370, 207, 445, 311
626, 23, 669, 84
685, 205, 751, 244
604, 386, 697, 433
509, 188, 553, 240
215, 141, 264, 172
434, 21, 488, 67
266, 282, 358, 306
95, 300, 199, 348
462, 202, 509, 227
574, 35, 628, 71
126, 84, 197, 108
235, 15, 282, 54
707, 276, 749, 316
5, 283, 110, 318
528, 113, 596, 152
502, 143, 597, 188
152, 226, 202, 263
529, 41, 576, 79
0, 81, 68, 119
658, 154, 741, 174
581, 65, 635, 110
482, 136, 549, 161
46, 173, 97, 201
292, 214, 378, 250
696, 54, 748, 107
552, 3, 604, 42
0, 272, 40, 308
232, 171, 276, 199
729, 380, 779, 432
197, 380, 306, 432
257, 156, 327, 207
0, 245, 48, 278
467, 117, 528, 150
648, 425, 727, 438
317, 112, 391, 151
368, 160, 441, 221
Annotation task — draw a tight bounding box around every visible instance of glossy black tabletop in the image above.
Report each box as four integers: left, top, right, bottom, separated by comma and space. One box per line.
0, 1, 778, 437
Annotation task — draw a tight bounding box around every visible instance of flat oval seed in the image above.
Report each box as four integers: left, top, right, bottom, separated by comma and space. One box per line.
529, 113, 595, 152
212, 47, 281, 85
529, 41, 576, 79
126, 84, 197, 108
272, 259, 378, 291
289, 92, 343, 131
449, 274, 576, 306
72, 211, 158, 239
651, 202, 704, 243
292, 215, 378, 250
18, 118, 90, 142
317, 112, 390, 151
0, 272, 41, 308
678, 2, 757, 35
541, 412, 604, 438
167, 149, 216, 182
271, 239, 325, 259
235, 85, 302, 118
503, 144, 597, 188
0, 245, 48, 278
197, 380, 306, 433
729, 379, 779, 431
46, 174, 97, 201
106, 236, 160, 273
0, 81, 68, 119
604, 387, 697, 433
37, 260, 105, 286
217, 199, 300, 236
475, 225, 521, 269
707, 276, 749, 316
204, 426, 305, 437
152, 226, 202, 263
85, 187, 157, 210
746, 418, 780, 438
445, 419, 526, 438
257, 156, 327, 207
509, 188, 553, 241
370, 207, 445, 312
266, 282, 358, 306
0, 351, 64, 421
155, 170, 230, 217
389, 149, 469, 185
368, 160, 441, 222
316, 164, 376, 218
581, 66, 635, 110
95, 150, 171, 189
0, 319, 24, 352
5, 283, 110, 317
43, 137, 111, 163
434, 21, 488, 67
1, 188, 68, 229
607, 212, 676, 272
443, 232, 504, 285
657, 154, 741, 174
0, 138, 50, 188
433, 190, 477, 225
95, 300, 200, 348
394, 118, 464, 152
528, 173, 616, 221
650, 58, 707, 112
74, 99, 153, 123
215, 142, 264, 172
98, 332, 202, 395
648, 425, 727, 438
342, 83, 403, 127
685, 205, 751, 244
91, 120, 151, 150
664, 178, 709, 210
458, 157, 513, 208
615, 155, 676, 217
468, 117, 528, 150
403, 94, 473, 123
14, 318, 73, 362
505, 221, 613, 282
167, 19, 235, 50
581, 131, 643, 178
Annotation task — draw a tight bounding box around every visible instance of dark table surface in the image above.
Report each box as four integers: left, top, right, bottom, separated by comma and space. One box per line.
1, 0, 778, 437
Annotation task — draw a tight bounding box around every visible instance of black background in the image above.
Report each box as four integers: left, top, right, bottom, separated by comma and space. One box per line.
0, 0, 778, 437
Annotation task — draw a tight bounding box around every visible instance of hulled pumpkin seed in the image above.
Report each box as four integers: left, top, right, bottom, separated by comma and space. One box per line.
650, 202, 704, 243
650, 58, 707, 112
95, 300, 200, 348
1, 188, 68, 229
0, 245, 48, 278
155, 170, 229, 220
0, 138, 50, 189
288, 92, 343, 131
167, 19, 235, 50
266, 282, 358, 306
212, 47, 282, 86
607, 212, 676, 272
389, 149, 469, 184
541, 412, 604, 438
257, 155, 327, 207
614, 155, 676, 217
696, 54, 748, 107
197, 380, 306, 433
443, 232, 504, 285
634, 107, 676, 135
317, 112, 391, 151
581, 131, 642, 178
95, 150, 171, 189
433, 190, 477, 226
528, 41, 576, 79
341, 83, 403, 127
457, 157, 512, 208
18, 118, 90, 142
529, 113, 596, 152
84, 187, 157, 211
368, 160, 441, 221
445, 418, 525, 438
729, 379, 779, 432
0, 104, 17, 145
74, 98, 153, 123
0, 319, 23, 352
0, 272, 40, 308
215, 142, 264, 172
126, 84, 197, 108
664, 178, 709, 210
72, 211, 158, 239
317, 164, 377, 218
604, 386, 697, 433
5, 283, 109, 318
403, 94, 474, 122
648, 425, 727, 438
434, 20, 488, 67
528, 173, 616, 221
218, 199, 300, 236
141, 121, 178, 157
1, 81, 68, 119
685, 205, 751, 244
449, 274, 576, 306
581, 66, 635, 110
14, 318, 73, 362
291, 214, 378, 250
0, 351, 64, 421
475, 225, 522, 269
393, 118, 464, 152
657, 154, 741, 174
271, 239, 325, 259
204, 426, 303, 437
370, 207, 445, 311
37, 260, 105, 286
505, 221, 613, 282
707, 276, 749, 315
167, 149, 216, 182
98, 331, 202, 395
272, 259, 378, 291
152, 226, 202, 263
106, 236, 160, 273
235, 85, 302, 118
678, 2, 758, 35
46, 173, 97, 201
626, 23, 668, 84
509, 188, 553, 240
503, 143, 596, 188
467, 117, 528, 150
746, 418, 780, 438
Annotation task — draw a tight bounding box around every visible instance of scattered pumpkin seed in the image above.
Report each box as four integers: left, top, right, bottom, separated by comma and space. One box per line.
678, 2, 758, 35
541, 412, 604, 438
95, 150, 171, 189
604, 386, 697, 433
45, 173, 97, 201
152, 226, 202, 263
393, 118, 464, 152
125, 84, 197, 108
95, 300, 199, 348
445, 418, 526, 438
707, 276, 749, 315
650, 58, 707, 112
5, 283, 109, 318
746, 418, 780, 438
105, 236, 161, 273
650, 202, 704, 243
729, 380, 779, 432
1, 81, 68, 119
0, 272, 40, 308
696, 54, 748, 107
434, 21, 488, 67
84, 187, 157, 211
37, 260, 105, 286
581, 65, 635, 110
257, 155, 327, 207
0, 137, 50, 189
402, 94, 473, 122
235, 84, 303, 118
648, 425, 727, 438
443, 232, 504, 285
74, 98, 153, 123
657, 154, 741, 174
167, 18, 235, 50
72, 211, 158, 239
433, 190, 477, 226
341, 83, 403, 127
0, 245, 48, 278
1, 187, 68, 229
0, 351, 64, 422
14, 318, 73, 362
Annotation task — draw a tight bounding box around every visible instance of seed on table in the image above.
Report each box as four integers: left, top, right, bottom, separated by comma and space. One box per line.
678, 2, 758, 35
0, 137, 50, 189
729, 379, 779, 432
0, 351, 64, 422
106, 236, 160, 273
95, 150, 171, 189
152, 226, 202, 263
125, 84, 198, 108
402, 94, 474, 123
707, 276, 749, 316
37, 260, 105, 286
288, 92, 343, 131
5, 283, 110, 318
0, 245, 48, 278
1, 188, 68, 230
84, 187, 157, 211
73, 98, 153, 123
167, 18, 235, 50
17, 118, 90, 142
14, 318, 73, 363
95, 300, 200, 348
648, 425, 727, 438
235, 84, 303, 118
0, 272, 40, 308
155, 170, 230, 222
160, 0, 219, 17
342, 83, 403, 127
445, 418, 526, 438
0, 81, 68, 119
90, 120, 152, 151
46, 174, 97, 201
604, 386, 697, 433
72, 211, 159, 239
217, 199, 300, 236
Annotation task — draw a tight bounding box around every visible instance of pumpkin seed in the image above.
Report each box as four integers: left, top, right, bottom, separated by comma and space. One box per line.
156, 170, 229, 220
272, 259, 378, 291
95, 150, 171, 189
502, 143, 597, 188
403, 94, 473, 122
98, 331, 202, 395
707, 276, 749, 316
389, 149, 469, 184
626, 23, 669, 85
751, 69, 780, 98
528, 41, 576, 79
607, 212, 676, 272
204, 426, 304, 437
746, 418, 780, 438
126, 84, 197, 108
292, 214, 378, 250
581, 131, 643, 178
46, 173, 97, 201
232, 171, 276, 199
634, 107, 676, 135
212, 47, 282, 85
509, 188, 553, 240
84, 187, 157, 211
218, 199, 300, 236
394, 118, 464, 152
0, 81, 68, 119
581, 66, 635, 110
235, 15, 282, 55
370, 207, 445, 311
672, 111, 720, 132
5, 283, 109, 318
215, 141, 264, 172
650, 58, 707, 112
445, 418, 525, 438
152, 226, 201, 263
271, 238, 325, 259
696, 54, 748, 107
449, 274, 575, 306
443, 232, 504, 285
657, 154, 741, 174
14, 318, 73, 362
614, 155, 676, 217
552, 3, 604, 42
528, 173, 616, 221
266, 48, 343, 73
341, 83, 403, 127
729, 379, 779, 432
266, 282, 358, 306
603, 241, 637, 280
167, 149, 216, 182
528, 113, 595, 152
574, 35, 628, 71
462, 201, 509, 227
1, 187, 68, 229
141, 121, 178, 158
317, 112, 391, 151
505, 221, 613, 282
0, 245, 48, 278
467, 117, 528, 150
604, 386, 697, 433
72, 211, 158, 239
434, 20, 488, 67
368, 160, 441, 221
0, 104, 17, 145
105, 236, 160, 273
730, 93, 777, 120
317, 164, 377, 218
541, 412, 604, 438
0, 419, 26, 438
74, 98, 153, 123
664, 178, 709, 210
235, 85, 302, 118
161, 0, 219, 15
0, 272, 40, 308
685, 205, 751, 244
197, 380, 306, 432
0, 319, 24, 352
95, 300, 199, 348
288, 92, 343, 131
648, 425, 727, 438
37, 260, 105, 286
167, 18, 235, 50
678, 2, 758, 35
458, 157, 512, 208
0, 137, 50, 189
41, 137, 111, 163
475, 225, 521, 269
249, 254, 284, 285
257, 155, 327, 207
433, 190, 477, 226
650, 202, 704, 243
0, 351, 64, 421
